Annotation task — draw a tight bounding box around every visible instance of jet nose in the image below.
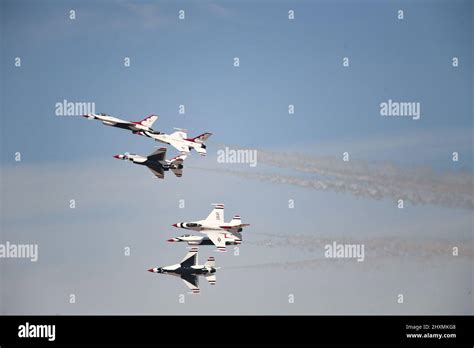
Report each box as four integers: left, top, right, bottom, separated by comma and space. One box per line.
167, 238, 177, 242
172, 223, 178, 228
147, 268, 155, 273
113, 155, 120, 159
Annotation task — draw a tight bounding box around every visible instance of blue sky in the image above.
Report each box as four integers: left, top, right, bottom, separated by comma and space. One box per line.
1, 0, 472, 314
1, 0, 472, 165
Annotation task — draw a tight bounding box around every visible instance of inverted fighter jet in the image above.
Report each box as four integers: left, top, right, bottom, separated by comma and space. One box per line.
113, 147, 186, 179
171, 204, 249, 252
167, 233, 242, 247
148, 248, 217, 294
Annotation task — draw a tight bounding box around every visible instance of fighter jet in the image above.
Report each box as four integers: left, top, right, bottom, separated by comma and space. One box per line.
83, 113, 158, 134
141, 128, 212, 156
113, 147, 186, 179
167, 233, 242, 247
171, 204, 249, 252
148, 248, 217, 294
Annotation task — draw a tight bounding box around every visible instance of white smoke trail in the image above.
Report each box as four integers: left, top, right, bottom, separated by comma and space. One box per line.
228, 233, 473, 270
226, 257, 332, 270
192, 166, 473, 209
256, 149, 472, 202
201, 145, 474, 209
247, 232, 474, 258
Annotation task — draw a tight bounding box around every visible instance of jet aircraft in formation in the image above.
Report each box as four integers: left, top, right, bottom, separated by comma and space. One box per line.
82, 112, 250, 293
113, 148, 186, 179
170, 204, 250, 252
82, 112, 212, 179
83, 113, 158, 134
148, 248, 218, 294
141, 128, 212, 156
150, 204, 250, 293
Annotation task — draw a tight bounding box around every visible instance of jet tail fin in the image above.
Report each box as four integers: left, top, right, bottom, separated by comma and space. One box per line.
220, 215, 250, 230
138, 114, 158, 128
187, 132, 212, 143
204, 256, 215, 268
169, 153, 187, 178
230, 215, 241, 225
205, 274, 216, 285
171, 168, 183, 177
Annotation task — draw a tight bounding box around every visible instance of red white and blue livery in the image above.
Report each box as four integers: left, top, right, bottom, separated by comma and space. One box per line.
141, 128, 212, 156
113, 147, 186, 179
148, 248, 218, 294
170, 204, 249, 252
83, 112, 159, 134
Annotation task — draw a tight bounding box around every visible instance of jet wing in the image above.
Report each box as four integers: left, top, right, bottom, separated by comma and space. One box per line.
147, 166, 164, 179
181, 274, 200, 293
169, 139, 190, 153
170, 130, 187, 139
147, 147, 166, 162
204, 204, 224, 224
180, 248, 198, 267
206, 231, 226, 251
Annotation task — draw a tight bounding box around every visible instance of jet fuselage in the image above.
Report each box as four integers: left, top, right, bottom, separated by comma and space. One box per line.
84, 113, 156, 133
155, 133, 206, 150
150, 265, 216, 276
168, 233, 242, 245
114, 154, 183, 172
173, 221, 243, 233
168, 234, 242, 246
